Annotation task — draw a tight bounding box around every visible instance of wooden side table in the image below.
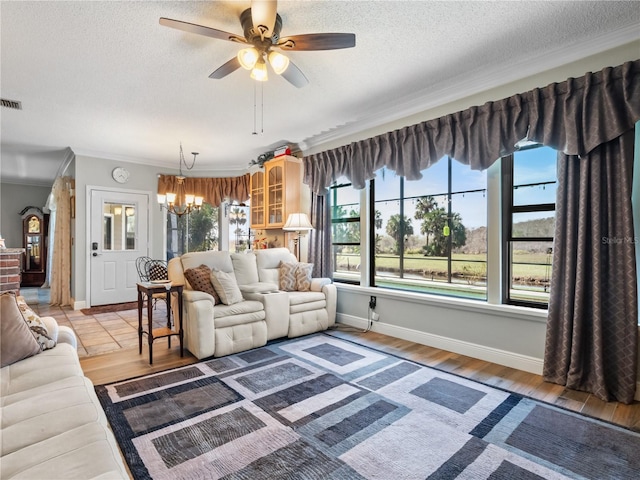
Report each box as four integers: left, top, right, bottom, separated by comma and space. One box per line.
136, 282, 184, 364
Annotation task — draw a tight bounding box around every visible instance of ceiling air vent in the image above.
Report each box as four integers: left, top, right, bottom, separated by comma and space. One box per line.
1, 98, 22, 110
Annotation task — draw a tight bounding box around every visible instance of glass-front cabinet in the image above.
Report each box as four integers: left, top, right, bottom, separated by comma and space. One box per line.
250, 171, 265, 228
267, 161, 284, 226
249, 156, 301, 229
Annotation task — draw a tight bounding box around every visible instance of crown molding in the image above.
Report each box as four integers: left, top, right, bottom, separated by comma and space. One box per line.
72, 147, 249, 173
299, 25, 640, 154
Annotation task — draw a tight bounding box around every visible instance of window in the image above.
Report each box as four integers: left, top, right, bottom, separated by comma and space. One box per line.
330, 181, 361, 282
373, 158, 487, 299
228, 203, 251, 253
166, 203, 220, 258
102, 203, 136, 250
502, 145, 557, 307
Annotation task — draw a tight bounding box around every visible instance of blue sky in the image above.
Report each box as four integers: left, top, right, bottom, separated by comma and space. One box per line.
336, 146, 557, 232
513, 146, 557, 206
375, 158, 487, 230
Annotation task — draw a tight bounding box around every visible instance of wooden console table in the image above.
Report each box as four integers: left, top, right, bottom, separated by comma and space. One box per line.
136, 282, 184, 364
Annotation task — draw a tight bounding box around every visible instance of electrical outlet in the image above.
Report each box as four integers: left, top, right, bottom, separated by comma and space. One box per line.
369, 296, 377, 310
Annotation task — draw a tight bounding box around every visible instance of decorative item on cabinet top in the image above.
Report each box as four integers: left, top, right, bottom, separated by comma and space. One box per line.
248, 144, 295, 170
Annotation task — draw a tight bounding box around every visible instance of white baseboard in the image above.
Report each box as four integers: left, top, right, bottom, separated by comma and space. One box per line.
337, 314, 640, 401
73, 300, 86, 310
337, 313, 544, 375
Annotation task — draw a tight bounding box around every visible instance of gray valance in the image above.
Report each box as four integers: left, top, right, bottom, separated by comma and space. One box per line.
303, 60, 640, 195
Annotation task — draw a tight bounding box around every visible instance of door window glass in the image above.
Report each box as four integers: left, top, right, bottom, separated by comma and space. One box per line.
103, 203, 136, 250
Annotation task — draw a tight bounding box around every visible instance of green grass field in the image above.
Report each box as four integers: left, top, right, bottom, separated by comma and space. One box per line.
335, 252, 551, 282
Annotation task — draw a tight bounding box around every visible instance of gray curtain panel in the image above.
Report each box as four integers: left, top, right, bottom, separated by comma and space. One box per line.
308, 192, 333, 278
544, 130, 638, 404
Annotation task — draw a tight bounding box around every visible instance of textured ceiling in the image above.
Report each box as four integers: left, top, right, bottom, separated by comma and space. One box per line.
1, 1, 639, 184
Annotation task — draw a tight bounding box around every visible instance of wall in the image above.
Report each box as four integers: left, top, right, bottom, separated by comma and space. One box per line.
73, 155, 165, 307
0, 182, 52, 248
305, 41, 640, 396
72, 155, 246, 307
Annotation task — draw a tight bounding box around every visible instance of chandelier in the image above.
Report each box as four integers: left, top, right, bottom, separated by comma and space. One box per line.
157, 144, 204, 217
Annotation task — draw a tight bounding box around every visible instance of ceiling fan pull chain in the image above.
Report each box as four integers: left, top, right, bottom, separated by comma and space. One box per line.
252, 82, 257, 135
261, 81, 264, 135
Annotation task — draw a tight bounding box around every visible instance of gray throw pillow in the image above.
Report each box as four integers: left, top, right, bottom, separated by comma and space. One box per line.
210, 269, 244, 305
279, 261, 298, 292
1, 292, 42, 367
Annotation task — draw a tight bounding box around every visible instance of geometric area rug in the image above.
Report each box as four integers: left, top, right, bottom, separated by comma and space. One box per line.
95, 333, 640, 480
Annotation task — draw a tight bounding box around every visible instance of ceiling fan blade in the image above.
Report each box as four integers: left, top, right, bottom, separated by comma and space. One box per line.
251, 0, 277, 38
277, 33, 356, 51
209, 57, 242, 79
280, 60, 309, 88
159, 17, 246, 43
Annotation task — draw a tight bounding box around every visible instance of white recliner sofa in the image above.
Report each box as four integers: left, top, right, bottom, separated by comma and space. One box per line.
252, 248, 337, 338
167, 248, 336, 360
0, 295, 129, 479
168, 251, 268, 360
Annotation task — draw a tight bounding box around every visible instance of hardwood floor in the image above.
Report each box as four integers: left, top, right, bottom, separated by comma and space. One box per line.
80, 324, 640, 432
80, 341, 197, 386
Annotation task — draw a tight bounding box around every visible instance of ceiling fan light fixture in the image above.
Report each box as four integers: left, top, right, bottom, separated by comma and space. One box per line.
238, 47, 260, 70
268, 51, 290, 75
250, 59, 268, 82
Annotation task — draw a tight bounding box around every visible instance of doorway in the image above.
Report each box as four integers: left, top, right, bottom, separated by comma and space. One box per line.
89, 189, 149, 306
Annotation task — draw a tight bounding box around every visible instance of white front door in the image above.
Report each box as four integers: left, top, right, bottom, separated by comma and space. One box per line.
90, 189, 149, 306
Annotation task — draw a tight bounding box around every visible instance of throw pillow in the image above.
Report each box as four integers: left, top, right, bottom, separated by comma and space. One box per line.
279, 262, 315, 291
279, 261, 298, 292
184, 264, 221, 304
295, 263, 314, 292
230, 252, 259, 285
1, 292, 42, 367
16, 296, 56, 350
210, 269, 243, 305
148, 261, 168, 281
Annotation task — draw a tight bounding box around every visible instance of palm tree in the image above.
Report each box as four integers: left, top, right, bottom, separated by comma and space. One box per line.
420, 209, 467, 257
385, 214, 414, 255
414, 196, 438, 251
229, 206, 247, 251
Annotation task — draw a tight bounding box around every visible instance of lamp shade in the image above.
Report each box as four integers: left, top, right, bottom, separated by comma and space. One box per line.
250, 59, 268, 81
283, 213, 313, 232
238, 47, 259, 70
268, 51, 290, 75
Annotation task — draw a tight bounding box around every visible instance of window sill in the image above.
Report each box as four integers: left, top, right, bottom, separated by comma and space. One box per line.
335, 283, 548, 324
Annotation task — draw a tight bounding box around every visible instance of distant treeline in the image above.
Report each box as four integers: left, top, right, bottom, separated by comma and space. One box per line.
456, 217, 554, 254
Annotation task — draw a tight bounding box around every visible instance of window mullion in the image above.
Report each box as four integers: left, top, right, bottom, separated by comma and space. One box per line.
447, 157, 452, 284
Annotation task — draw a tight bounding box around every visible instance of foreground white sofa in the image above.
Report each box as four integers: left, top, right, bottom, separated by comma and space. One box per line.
168, 248, 337, 359
0, 315, 128, 479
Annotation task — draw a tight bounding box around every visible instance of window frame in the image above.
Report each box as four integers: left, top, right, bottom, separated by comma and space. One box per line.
369, 158, 488, 300
501, 145, 556, 309
330, 182, 361, 284
165, 203, 221, 258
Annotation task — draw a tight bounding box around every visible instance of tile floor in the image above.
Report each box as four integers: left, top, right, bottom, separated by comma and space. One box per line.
22, 287, 170, 357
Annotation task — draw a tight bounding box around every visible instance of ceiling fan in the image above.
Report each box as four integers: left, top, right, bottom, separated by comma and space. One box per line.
159, 0, 355, 88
